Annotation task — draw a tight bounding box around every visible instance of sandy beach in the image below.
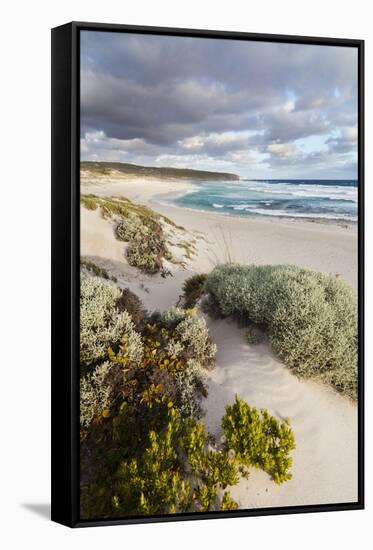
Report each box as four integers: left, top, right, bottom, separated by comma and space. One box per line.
81, 176, 358, 508
70, 30, 365, 526
82, 176, 358, 288
204, 318, 357, 507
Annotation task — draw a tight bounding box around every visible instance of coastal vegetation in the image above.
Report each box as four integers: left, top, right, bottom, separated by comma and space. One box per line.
80, 193, 182, 229
205, 263, 358, 400
80, 274, 141, 370
182, 273, 208, 308
80, 272, 295, 518
81, 160, 239, 181
222, 397, 295, 484
116, 215, 170, 274
80, 257, 117, 282
80, 194, 197, 274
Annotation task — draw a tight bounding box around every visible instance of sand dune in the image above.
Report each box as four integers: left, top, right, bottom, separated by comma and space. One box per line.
80, 207, 194, 311
80, 181, 358, 509
203, 317, 358, 507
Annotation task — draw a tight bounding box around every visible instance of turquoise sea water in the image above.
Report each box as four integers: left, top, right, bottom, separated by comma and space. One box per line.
173, 179, 358, 222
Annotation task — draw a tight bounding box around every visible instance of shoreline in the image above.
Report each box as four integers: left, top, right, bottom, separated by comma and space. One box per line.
152, 187, 357, 229
82, 176, 357, 230
81, 177, 358, 288
80, 176, 358, 509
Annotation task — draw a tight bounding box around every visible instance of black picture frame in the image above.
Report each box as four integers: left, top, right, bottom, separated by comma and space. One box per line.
51, 21, 365, 528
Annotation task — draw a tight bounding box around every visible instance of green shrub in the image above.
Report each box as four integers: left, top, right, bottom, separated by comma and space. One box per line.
174, 359, 208, 418
81, 193, 179, 228
143, 309, 215, 417
182, 273, 208, 308
116, 287, 147, 328
79, 274, 296, 518
80, 195, 98, 210
80, 361, 114, 429
115, 215, 144, 242
80, 274, 144, 368
221, 491, 239, 510
175, 314, 217, 367
80, 258, 117, 282
205, 264, 357, 399
112, 407, 239, 516
177, 240, 196, 260
116, 213, 170, 274
161, 307, 217, 368
106, 308, 215, 418
222, 396, 295, 484
165, 338, 185, 357
161, 307, 217, 367
80, 305, 222, 518
161, 306, 187, 327
81, 390, 295, 518
82, 404, 233, 519
81, 194, 174, 274
126, 228, 168, 273
201, 293, 223, 319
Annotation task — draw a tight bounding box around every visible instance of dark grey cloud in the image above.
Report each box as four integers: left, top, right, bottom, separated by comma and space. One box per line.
80, 31, 358, 178
262, 109, 331, 143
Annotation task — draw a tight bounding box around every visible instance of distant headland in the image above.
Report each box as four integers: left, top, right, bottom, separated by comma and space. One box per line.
80, 161, 240, 181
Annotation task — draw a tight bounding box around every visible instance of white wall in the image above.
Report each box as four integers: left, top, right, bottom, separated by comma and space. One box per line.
1, 1, 370, 548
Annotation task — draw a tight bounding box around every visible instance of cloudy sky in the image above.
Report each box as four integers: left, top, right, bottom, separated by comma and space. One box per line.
80, 31, 358, 179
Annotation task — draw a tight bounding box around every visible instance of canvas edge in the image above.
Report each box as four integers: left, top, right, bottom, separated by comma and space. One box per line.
51, 22, 80, 528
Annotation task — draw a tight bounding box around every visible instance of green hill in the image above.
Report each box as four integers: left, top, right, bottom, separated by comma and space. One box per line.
81, 161, 239, 181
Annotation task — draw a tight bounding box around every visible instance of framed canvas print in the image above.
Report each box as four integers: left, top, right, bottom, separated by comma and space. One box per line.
51, 22, 364, 527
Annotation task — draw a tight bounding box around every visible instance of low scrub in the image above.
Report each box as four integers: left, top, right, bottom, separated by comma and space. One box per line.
80, 258, 117, 282
116, 210, 170, 274
110, 308, 217, 419
116, 287, 147, 328
80, 301, 235, 517
81, 194, 179, 228
80, 277, 296, 519
80, 274, 144, 369
126, 228, 170, 274
81, 194, 175, 274
80, 302, 216, 430
80, 195, 98, 210
80, 362, 114, 429
222, 396, 295, 484
205, 264, 357, 399
111, 408, 239, 516
182, 273, 208, 308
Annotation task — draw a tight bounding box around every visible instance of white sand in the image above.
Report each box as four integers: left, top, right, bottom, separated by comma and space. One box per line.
203, 318, 357, 507
153, 200, 358, 289
82, 176, 357, 288
81, 174, 193, 204
80, 206, 197, 311
80, 177, 358, 508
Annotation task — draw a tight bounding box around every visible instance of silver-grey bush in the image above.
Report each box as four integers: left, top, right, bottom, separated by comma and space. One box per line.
80, 274, 144, 368
205, 264, 357, 399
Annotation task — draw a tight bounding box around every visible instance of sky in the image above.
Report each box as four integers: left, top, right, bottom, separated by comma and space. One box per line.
80, 31, 358, 179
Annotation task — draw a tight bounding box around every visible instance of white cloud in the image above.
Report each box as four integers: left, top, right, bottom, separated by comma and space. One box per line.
341, 127, 358, 142
267, 142, 298, 158
80, 32, 358, 178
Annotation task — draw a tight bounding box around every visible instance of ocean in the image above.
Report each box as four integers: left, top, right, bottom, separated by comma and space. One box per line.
172, 179, 358, 222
